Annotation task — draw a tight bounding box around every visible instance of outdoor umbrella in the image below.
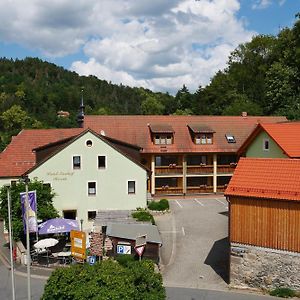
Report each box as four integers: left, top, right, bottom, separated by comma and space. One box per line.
33, 238, 59, 249
38, 218, 79, 235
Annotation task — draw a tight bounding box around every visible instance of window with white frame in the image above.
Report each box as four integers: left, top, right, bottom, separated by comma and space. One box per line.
88, 182, 96, 195
263, 139, 270, 151
87, 211, 97, 221
195, 133, 213, 144
154, 134, 173, 145
73, 155, 81, 169
128, 181, 136, 194
98, 156, 106, 169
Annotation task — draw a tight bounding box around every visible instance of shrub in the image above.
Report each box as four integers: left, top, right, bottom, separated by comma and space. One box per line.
115, 254, 136, 266
269, 287, 296, 298
132, 208, 155, 224
148, 199, 169, 211
42, 259, 165, 300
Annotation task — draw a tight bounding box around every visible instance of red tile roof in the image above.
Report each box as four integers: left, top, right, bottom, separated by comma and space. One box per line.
0, 128, 83, 177
84, 115, 286, 154
225, 158, 300, 201
238, 122, 300, 158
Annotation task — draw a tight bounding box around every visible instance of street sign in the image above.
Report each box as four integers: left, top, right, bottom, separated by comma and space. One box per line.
134, 245, 145, 257
88, 255, 96, 265
71, 230, 86, 260
117, 244, 131, 255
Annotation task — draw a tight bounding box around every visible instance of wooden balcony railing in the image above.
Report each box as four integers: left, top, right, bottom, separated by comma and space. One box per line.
217, 163, 237, 174
155, 187, 183, 195
186, 185, 214, 193
217, 185, 228, 193
187, 165, 213, 174
155, 165, 183, 175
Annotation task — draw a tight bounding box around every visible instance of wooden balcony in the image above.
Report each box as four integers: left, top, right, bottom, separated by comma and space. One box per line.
217, 185, 228, 193
186, 185, 214, 194
217, 164, 237, 174
187, 165, 213, 174
155, 165, 183, 175
155, 187, 183, 195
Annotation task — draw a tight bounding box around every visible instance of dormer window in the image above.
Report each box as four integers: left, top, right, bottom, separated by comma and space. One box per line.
149, 123, 174, 145
154, 134, 173, 145
225, 134, 236, 143
188, 124, 215, 145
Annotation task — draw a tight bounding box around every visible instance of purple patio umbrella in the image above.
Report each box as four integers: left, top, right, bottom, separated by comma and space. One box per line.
38, 218, 79, 235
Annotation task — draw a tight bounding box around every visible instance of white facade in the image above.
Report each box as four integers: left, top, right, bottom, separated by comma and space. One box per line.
27, 131, 147, 230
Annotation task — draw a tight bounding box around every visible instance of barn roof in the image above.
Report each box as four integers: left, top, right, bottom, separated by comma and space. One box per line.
225, 158, 300, 201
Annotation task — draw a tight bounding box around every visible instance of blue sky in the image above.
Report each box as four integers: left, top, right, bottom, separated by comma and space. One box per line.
0, 0, 299, 94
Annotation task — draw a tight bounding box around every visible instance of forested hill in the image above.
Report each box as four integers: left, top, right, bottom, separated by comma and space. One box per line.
0, 13, 299, 150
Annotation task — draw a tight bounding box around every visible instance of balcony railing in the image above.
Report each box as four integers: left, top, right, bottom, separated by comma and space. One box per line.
155, 187, 183, 195
217, 185, 228, 193
187, 165, 213, 174
186, 185, 214, 193
155, 165, 183, 175
217, 163, 237, 174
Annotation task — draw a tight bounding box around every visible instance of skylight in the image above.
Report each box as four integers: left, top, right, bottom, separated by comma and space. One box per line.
225, 134, 236, 143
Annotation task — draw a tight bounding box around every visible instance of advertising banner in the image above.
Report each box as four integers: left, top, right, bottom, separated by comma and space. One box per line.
20, 190, 38, 233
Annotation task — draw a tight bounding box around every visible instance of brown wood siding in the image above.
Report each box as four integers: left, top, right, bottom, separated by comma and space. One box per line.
230, 197, 300, 253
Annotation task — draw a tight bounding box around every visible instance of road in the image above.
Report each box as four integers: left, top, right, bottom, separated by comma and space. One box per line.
0, 260, 47, 300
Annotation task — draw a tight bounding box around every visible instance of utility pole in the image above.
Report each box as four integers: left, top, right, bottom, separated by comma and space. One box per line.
7, 186, 16, 300
23, 176, 31, 300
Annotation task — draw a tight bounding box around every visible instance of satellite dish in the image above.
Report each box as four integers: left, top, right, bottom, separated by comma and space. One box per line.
100, 130, 106, 136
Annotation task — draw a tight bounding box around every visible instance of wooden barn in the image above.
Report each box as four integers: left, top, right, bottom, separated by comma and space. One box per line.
225, 158, 300, 290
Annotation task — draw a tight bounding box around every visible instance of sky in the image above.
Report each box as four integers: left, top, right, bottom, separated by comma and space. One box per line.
0, 0, 299, 94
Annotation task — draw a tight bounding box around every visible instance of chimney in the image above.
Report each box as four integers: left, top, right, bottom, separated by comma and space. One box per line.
77, 89, 85, 128
241, 111, 247, 118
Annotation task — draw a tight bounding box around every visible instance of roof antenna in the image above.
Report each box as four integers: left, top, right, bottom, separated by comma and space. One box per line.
77, 87, 85, 128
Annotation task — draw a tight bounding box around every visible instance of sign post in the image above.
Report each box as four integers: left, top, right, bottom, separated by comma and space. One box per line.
135, 234, 147, 262
70, 230, 86, 261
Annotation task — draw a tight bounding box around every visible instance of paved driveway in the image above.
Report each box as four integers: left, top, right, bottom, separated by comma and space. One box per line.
155, 196, 229, 290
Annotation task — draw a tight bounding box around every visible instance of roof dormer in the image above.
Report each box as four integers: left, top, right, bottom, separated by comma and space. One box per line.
149, 123, 174, 145
188, 124, 215, 145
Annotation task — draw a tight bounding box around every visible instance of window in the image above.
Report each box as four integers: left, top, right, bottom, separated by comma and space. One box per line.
128, 181, 136, 194
263, 139, 269, 151
155, 155, 178, 166
86, 140, 93, 147
187, 155, 207, 165
195, 133, 213, 144
98, 156, 106, 169
154, 134, 173, 145
88, 211, 97, 221
63, 210, 77, 219
88, 182, 96, 195
225, 134, 236, 143
73, 156, 81, 169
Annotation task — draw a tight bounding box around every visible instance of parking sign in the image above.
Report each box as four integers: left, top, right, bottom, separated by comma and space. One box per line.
117, 244, 131, 254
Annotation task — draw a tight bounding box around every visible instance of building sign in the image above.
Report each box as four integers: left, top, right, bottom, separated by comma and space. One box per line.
71, 230, 86, 260
47, 171, 74, 181
117, 244, 131, 255
20, 191, 37, 233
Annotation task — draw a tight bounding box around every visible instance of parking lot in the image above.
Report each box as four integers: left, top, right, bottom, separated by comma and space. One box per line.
154, 196, 229, 290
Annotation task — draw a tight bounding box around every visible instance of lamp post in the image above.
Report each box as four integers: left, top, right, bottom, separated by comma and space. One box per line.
6, 185, 16, 300
23, 176, 31, 300
80, 219, 83, 231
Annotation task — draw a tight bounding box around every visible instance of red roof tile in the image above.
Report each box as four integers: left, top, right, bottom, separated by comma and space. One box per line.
0, 128, 83, 177
84, 115, 286, 154
225, 158, 300, 201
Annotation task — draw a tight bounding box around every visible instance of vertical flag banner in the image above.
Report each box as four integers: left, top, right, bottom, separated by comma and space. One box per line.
20, 191, 37, 233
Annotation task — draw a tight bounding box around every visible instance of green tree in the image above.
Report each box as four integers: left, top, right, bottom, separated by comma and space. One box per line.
0, 105, 30, 132
42, 259, 165, 300
141, 94, 165, 115
0, 179, 58, 241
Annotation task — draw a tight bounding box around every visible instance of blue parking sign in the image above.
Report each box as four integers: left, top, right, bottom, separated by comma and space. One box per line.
88, 255, 96, 265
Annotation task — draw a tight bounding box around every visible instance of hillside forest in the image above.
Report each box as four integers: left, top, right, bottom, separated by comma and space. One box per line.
0, 13, 299, 150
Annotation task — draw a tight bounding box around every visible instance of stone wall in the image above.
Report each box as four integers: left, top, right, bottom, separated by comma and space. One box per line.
230, 244, 300, 290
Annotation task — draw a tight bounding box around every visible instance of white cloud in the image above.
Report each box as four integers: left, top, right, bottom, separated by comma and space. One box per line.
0, 0, 256, 93
252, 0, 272, 9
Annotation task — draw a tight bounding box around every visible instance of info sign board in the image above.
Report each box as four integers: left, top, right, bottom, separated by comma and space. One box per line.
71, 230, 86, 260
